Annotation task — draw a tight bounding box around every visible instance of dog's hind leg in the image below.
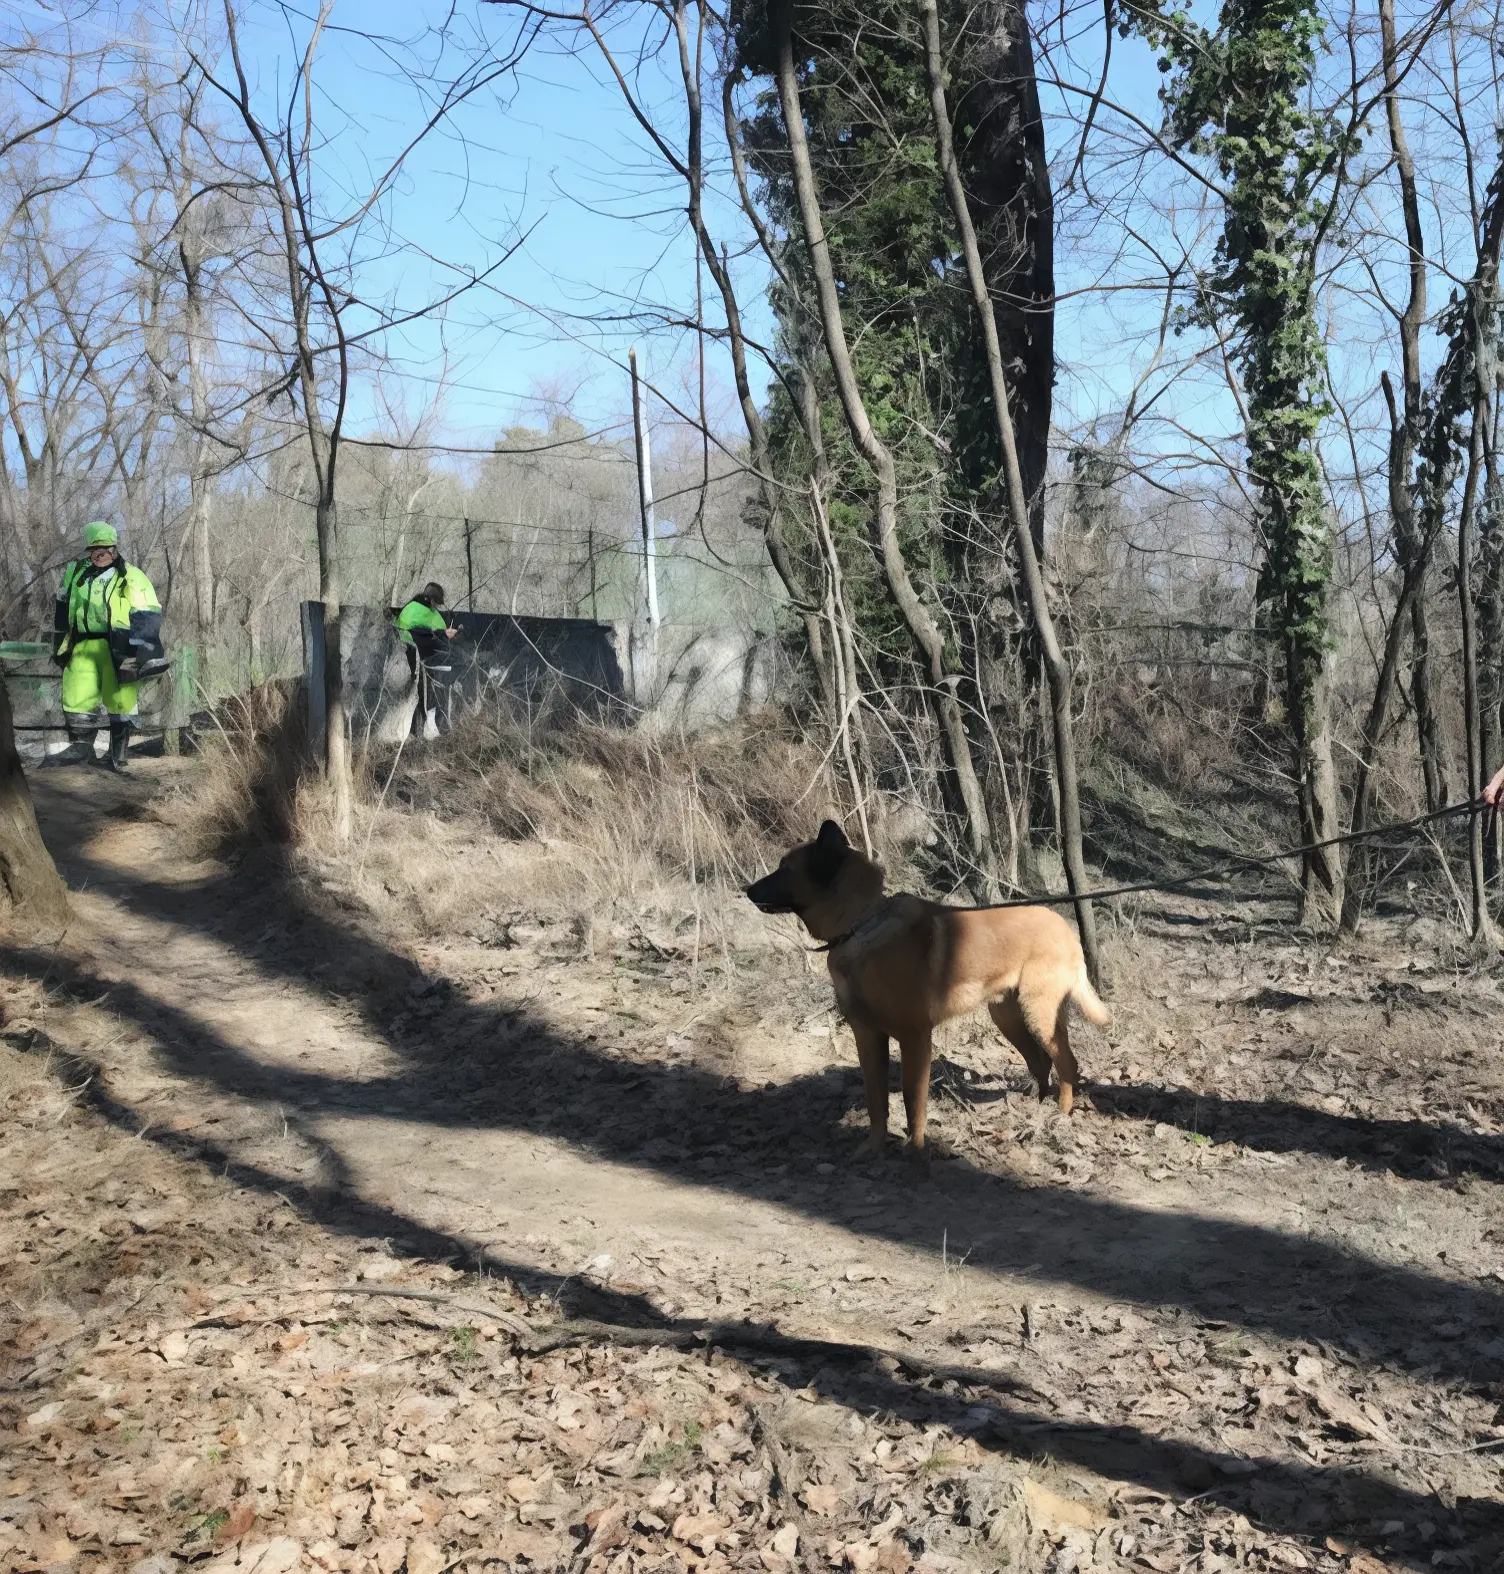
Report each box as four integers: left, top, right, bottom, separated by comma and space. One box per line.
851, 1020, 891, 1155
988, 996, 1053, 1101
899, 1030, 935, 1158
1020, 984, 1080, 1114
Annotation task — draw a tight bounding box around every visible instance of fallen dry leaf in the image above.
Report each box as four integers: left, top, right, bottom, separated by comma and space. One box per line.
585, 1503, 629, 1553
1021, 1479, 1105, 1535
215, 1503, 256, 1544
203, 1538, 302, 1574
1300, 1383, 1392, 1443
501, 1525, 565, 1563
872, 1540, 911, 1574
801, 1484, 843, 1515
770, 1524, 799, 1559
157, 1330, 190, 1364
368, 1538, 406, 1574
405, 1535, 444, 1574
33, 1532, 76, 1566
672, 1513, 727, 1553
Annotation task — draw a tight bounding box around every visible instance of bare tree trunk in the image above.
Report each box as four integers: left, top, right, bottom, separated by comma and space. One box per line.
1345, 0, 1436, 928
798, 366, 872, 789
1366, 0, 1449, 815
688, 71, 829, 705
1457, 405, 1498, 947
771, 0, 996, 892
1343, 369, 1433, 929
184, 256, 215, 653
1410, 595, 1447, 810
1289, 653, 1344, 928
222, 0, 352, 841
810, 481, 872, 853
0, 682, 68, 931
315, 484, 350, 836
920, 0, 1100, 981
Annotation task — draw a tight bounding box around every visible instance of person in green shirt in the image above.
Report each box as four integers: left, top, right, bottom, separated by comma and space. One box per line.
394, 582, 458, 737
50, 521, 167, 771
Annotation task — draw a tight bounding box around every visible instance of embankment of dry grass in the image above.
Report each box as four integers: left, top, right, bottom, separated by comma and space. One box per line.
168, 699, 915, 961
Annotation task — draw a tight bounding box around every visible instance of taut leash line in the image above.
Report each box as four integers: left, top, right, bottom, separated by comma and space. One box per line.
976, 800, 1480, 912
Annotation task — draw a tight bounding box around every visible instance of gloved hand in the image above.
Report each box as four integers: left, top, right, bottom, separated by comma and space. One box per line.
116, 656, 139, 681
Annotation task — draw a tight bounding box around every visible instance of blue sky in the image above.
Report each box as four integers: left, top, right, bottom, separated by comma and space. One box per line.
225, 0, 1199, 456
12, 0, 1467, 525
236, 0, 775, 447
8, 0, 1476, 522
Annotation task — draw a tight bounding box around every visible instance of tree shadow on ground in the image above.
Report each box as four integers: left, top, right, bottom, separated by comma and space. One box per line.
5, 1018, 1499, 1574
1091, 1080, 1504, 1182
9, 771, 1504, 1570
17, 801, 1504, 1398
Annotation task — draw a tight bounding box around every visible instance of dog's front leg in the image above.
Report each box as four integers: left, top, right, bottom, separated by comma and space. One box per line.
899, 1031, 934, 1160
851, 1020, 890, 1154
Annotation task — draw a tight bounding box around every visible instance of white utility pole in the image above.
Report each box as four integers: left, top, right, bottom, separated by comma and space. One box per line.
629, 348, 661, 631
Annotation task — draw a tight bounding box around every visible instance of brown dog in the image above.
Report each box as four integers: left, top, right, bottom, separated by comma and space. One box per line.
746, 821, 1110, 1159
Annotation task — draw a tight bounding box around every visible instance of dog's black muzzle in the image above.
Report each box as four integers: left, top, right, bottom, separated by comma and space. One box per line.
745, 872, 794, 914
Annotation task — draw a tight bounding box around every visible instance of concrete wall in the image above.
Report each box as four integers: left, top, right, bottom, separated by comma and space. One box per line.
620, 623, 779, 735
308, 603, 778, 741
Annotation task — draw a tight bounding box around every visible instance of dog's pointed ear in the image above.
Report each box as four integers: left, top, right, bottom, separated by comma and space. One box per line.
809, 819, 850, 884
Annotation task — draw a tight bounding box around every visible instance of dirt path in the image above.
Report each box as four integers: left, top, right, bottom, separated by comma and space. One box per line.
5, 759, 1504, 1573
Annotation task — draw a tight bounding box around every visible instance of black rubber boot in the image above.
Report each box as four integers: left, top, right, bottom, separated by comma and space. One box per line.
46, 730, 96, 767
107, 720, 132, 772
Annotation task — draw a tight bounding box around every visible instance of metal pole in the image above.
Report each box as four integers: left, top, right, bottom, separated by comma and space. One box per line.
629, 348, 660, 631
464, 515, 474, 610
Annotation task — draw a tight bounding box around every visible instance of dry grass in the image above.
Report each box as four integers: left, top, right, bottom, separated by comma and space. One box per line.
169, 698, 896, 960
176, 679, 310, 855
347, 708, 867, 948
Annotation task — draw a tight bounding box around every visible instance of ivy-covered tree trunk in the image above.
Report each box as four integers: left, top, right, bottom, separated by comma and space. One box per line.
1478, 389, 1504, 886
733, 0, 1060, 891
920, 0, 1101, 983
768, 0, 999, 888
1144, 0, 1343, 924
1477, 450, 1504, 855
956, 2, 1054, 555
951, 2, 1059, 878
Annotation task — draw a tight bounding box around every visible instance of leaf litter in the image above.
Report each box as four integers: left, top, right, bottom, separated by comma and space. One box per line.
6, 767, 1504, 1574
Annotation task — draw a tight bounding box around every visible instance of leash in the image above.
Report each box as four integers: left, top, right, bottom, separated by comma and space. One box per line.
978, 799, 1480, 912
810, 801, 1483, 948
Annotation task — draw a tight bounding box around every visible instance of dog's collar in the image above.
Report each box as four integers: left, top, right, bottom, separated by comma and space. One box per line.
812, 903, 889, 954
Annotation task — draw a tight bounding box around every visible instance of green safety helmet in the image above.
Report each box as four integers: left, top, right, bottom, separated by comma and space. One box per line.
84, 521, 118, 549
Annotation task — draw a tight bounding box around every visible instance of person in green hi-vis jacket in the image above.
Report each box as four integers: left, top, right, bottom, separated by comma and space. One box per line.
50, 521, 168, 771
394, 581, 459, 737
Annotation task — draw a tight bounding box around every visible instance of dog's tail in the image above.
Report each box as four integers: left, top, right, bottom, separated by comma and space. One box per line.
1070, 964, 1112, 1028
